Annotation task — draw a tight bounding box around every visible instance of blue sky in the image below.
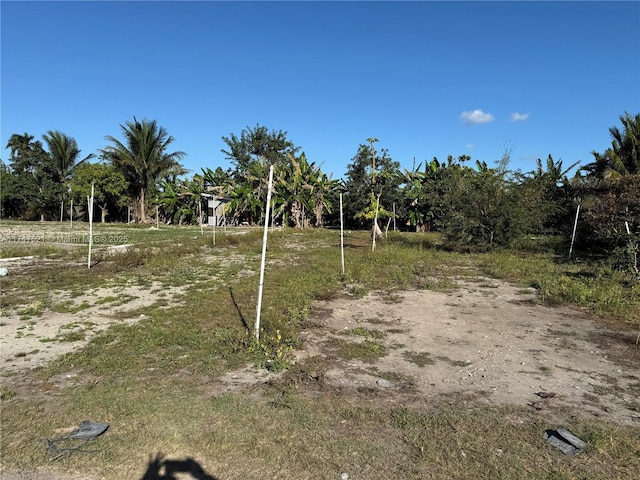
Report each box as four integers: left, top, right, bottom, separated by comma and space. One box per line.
2, 1, 639, 180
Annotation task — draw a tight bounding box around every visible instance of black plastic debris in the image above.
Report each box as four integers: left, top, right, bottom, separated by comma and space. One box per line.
69, 420, 109, 440
43, 420, 109, 460
544, 428, 586, 456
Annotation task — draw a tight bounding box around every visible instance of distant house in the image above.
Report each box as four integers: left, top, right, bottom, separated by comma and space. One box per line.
202, 194, 229, 226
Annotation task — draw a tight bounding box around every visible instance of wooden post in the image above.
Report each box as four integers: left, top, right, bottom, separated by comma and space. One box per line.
70, 199, 73, 229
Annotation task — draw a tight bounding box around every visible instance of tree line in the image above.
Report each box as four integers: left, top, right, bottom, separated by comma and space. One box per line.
1, 113, 639, 274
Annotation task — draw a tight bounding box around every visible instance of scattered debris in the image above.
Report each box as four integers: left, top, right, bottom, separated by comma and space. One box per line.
43, 420, 109, 460
376, 378, 395, 388
527, 401, 543, 411
544, 428, 586, 456
535, 391, 556, 399
69, 420, 109, 440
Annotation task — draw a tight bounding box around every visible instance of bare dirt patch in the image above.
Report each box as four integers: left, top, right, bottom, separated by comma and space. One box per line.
288, 278, 640, 425
0, 256, 188, 375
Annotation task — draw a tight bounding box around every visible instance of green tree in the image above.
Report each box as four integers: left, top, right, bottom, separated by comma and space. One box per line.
343, 142, 402, 232
515, 155, 580, 235
42, 130, 93, 187
221, 125, 299, 179
221, 126, 301, 226
69, 162, 130, 222
202, 166, 233, 194
42, 130, 94, 219
5, 133, 61, 220
439, 156, 534, 248
308, 168, 339, 228
0, 160, 23, 218
583, 112, 640, 182
159, 174, 205, 225
100, 118, 186, 222
225, 160, 270, 225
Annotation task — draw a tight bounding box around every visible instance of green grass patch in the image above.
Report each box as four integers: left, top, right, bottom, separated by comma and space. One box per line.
343, 326, 387, 340
327, 338, 388, 363
403, 351, 436, 367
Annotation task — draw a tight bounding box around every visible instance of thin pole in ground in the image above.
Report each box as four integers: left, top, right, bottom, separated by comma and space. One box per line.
87, 183, 94, 269
372, 194, 380, 252
255, 165, 274, 340
568, 204, 581, 260
213, 209, 216, 246
340, 192, 345, 276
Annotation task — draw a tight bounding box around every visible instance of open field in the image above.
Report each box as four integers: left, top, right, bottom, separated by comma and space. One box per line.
1, 221, 639, 479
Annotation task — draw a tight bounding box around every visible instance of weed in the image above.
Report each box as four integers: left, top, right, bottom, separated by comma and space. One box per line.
403, 351, 435, 367
327, 338, 387, 363
343, 327, 387, 340
250, 329, 294, 372
18, 300, 47, 318
0, 388, 16, 401
51, 301, 91, 314
349, 285, 368, 298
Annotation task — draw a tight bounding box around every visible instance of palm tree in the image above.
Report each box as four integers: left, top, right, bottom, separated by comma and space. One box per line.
42, 130, 93, 186
42, 130, 93, 218
608, 112, 640, 176
309, 168, 339, 228
583, 112, 640, 183
101, 118, 186, 222
275, 153, 315, 228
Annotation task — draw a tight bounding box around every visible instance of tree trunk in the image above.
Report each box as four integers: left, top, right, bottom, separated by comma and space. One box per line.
314, 203, 324, 228
139, 188, 146, 223
99, 205, 107, 223
291, 201, 302, 229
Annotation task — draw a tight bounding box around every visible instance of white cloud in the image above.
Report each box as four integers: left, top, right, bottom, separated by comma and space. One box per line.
466, 144, 474, 149
510, 112, 529, 122
460, 109, 495, 125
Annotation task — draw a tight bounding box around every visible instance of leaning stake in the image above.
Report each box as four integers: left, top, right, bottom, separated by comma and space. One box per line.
255, 165, 274, 340
87, 183, 94, 268
568, 204, 580, 260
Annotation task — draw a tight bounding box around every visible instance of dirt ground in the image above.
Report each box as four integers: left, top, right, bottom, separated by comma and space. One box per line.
214, 278, 640, 426
1, 267, 639, 479
0, 257, 188, 375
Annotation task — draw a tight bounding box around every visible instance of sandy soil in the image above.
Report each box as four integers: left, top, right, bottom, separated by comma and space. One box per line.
205, 277, 640, 427
0, 255, 187, 375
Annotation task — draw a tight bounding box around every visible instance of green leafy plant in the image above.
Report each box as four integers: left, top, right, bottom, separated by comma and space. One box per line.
250, 329, 294, 372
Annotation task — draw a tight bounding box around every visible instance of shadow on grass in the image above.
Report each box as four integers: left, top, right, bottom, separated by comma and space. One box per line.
229, 287, 250, 333
140, 453, 219, 480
